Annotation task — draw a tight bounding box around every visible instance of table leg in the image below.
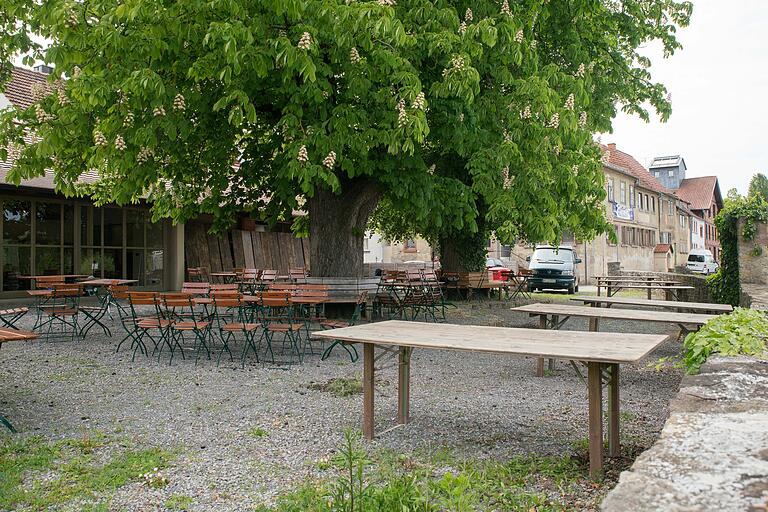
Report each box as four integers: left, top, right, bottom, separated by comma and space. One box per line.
587, 361, 604, 479
597, 284, 601, 297
398, 346, 411, 425
608, 363, 620, 457
647, 286, 652, 300
588, 317, 599, 332
363, 343, 375, 439
536, 315, 547, 377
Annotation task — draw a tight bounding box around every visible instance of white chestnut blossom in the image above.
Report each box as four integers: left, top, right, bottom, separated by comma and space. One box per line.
547, 112, 560, 129
34, 105, 52, 123
530, 39, 538, 50
297, 32, 312, 51
66, 10, 78, 27
458, 21, 467, 35
501, 0, 511, 16
153, 105, 166, 117
124, 112, 134, 127
465, 8, 473, 21
427, 164, 436, 175
114, 135, 126, 151
378, 0, 396, 5
411, 91, 426, 110
173, 94, 186, 111
574, 63, 586, 78
553, 145, 561, 156
322, 151, 337, 168
297, 145, 309, 163
397, 99, 407, 127
564, 93, 575, 111
514, 29, 524, 43
136, 146, 154, 164
520, 104, 532, 119
72, 66, 81, 78
579, 111, 588, 127
502, 167, 512, 189
349, 47, 361, 64
94, 131, 107, 146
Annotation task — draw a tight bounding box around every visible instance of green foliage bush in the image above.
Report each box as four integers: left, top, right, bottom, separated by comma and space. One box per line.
683, 308, 768, 374
711, 195, 768, 306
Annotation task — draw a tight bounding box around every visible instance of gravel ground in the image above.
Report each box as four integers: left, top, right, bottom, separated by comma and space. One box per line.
0, 294, 684, 511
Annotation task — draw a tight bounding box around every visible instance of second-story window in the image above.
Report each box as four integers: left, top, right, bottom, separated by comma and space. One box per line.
608, 179, 615, 202
629, 185, 635, 207
620, 182, 626, 204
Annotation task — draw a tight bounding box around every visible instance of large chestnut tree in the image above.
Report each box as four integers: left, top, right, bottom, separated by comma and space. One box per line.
0, 0, 691, 276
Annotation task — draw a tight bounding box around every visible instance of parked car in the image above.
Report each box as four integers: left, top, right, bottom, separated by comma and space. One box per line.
526, 245, 581, 294
686, 249, 719, 275
486, 257, 511, 281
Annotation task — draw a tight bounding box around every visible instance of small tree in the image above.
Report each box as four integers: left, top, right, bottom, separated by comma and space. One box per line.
748, 173, 768, 203
1, 0, 692, 276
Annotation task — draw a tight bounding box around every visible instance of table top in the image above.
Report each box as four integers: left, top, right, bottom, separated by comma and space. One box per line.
570, 296, 733, 313
18, 274, 88, 280
209, 272, 237, 277
594, 275, 678, 281
512, 303, 716, 325
602, 284, 694, 290
193, 295, 327, 305
79, 279, 140, 286
595, 277, 680, 284
0, 327, 37, 342
313, 320, 668, 364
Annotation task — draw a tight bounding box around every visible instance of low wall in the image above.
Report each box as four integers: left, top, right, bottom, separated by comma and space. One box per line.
601, 356, 768, 511
615, 269, 713, 303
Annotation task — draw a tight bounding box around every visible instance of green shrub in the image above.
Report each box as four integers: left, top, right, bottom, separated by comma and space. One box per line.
683, 308, 768, 374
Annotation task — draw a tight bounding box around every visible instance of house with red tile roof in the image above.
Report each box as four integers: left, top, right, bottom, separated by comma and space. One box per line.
571, 143, 699, 281
674, 176, 723, 261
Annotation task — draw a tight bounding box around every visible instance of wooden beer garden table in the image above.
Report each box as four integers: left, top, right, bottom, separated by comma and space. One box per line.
0, 327, 38, 432
570, 295, 733, 314
593, 275, 693, 300
313, 320, 667, 478
511, 303, 715, 377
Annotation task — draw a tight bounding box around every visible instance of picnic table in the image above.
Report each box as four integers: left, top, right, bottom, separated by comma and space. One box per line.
593, 276, 693, 300
0, 327, 37, 431
18, 274, 89, 285
511, 303, 715, 376
570, 296, 733, 314
313, 320, 667, 478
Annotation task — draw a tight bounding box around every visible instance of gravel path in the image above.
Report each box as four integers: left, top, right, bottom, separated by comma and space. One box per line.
0, 296, 684, 510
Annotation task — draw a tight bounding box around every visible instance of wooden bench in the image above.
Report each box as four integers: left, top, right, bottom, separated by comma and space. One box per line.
0, 326, 37, 432
0, 307, 29, 329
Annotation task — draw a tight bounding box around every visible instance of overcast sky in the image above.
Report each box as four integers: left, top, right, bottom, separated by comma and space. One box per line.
603, 0, 768, 195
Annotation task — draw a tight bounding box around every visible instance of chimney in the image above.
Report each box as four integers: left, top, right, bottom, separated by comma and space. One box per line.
607, 143, 617, 150
33, 64, 54, 75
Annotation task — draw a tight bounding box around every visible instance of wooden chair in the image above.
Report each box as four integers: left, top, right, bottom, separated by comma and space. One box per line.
320, 291, 368, 362
210, 296, 261, 367
210, 283, 238, 293
160, 293, 211, 365
289, 267, 308, 283
181, 282, 210, 296
187, 267, 204, 282
38, 283, 82, 342
118, 291, 164, 361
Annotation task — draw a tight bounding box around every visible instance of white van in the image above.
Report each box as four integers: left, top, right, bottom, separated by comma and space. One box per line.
686, 249, 719, 275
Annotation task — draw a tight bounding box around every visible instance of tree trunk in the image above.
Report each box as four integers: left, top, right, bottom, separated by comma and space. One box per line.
307, 179, 381, 277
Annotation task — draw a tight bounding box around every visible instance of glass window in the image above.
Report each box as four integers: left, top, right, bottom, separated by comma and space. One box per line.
63, 205, 74, 245
3, 200, 32, 244
36, 202, 61, 245
103, 248, 123, 278
36, 246, 61, 275
147, 220, 164, 249
3, 246, 31, 291
126, 248, 144, 284
104, 208, 123, 246
668, 170, 674, 177
126, 210, 144, 247
80, 248, 102, 277
63, 247, 74, 274
608, 179, 614, 201
81, 207, 101, 246
620, 182, 626, 204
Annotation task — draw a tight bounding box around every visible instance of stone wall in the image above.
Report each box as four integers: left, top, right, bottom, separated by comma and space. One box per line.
601, 356, 768, 511
738, 219, 768, 285
615, 269, 713, 303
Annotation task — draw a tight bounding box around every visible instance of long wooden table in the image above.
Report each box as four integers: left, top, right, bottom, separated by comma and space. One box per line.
314, 320, 667, 478
0, 327, 38, 432
571, 296, 733, 314
598, 281, 693, 300
511, 303, 715, 376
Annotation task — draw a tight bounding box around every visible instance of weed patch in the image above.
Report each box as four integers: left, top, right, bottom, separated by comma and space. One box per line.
308, 377, 363, 397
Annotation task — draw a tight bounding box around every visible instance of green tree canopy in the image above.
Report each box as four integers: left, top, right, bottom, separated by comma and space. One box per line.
1, 0, 692, 276
748, 173, 768, 203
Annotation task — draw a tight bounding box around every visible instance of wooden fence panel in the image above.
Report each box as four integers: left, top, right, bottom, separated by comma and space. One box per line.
231, 230, 246, 268
218, 233, 234, 270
